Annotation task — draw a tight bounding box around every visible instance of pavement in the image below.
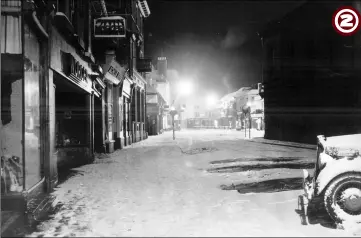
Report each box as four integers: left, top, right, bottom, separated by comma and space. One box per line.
24, 129, 360, 237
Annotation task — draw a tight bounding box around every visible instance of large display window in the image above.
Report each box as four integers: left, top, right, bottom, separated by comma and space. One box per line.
55, 91, 88, 148
1, 8, 24, 195
24, 22, 43, 190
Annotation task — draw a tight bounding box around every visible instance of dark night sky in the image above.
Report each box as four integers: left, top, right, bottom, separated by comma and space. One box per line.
144, 0, 305, 97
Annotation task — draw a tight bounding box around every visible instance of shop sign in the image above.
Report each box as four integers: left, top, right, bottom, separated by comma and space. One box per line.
62, 52, 89, 83
103, 59, 125, 85
94, 16, 126, 38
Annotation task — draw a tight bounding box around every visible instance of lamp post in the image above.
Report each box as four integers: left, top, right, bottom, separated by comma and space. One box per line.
169, 106, 178, 140
242, 103, 251, 139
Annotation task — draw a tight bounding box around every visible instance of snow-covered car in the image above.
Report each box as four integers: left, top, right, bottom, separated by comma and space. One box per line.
299, 134, 361, 224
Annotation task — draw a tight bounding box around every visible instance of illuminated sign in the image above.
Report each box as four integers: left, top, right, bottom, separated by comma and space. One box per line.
94, 16, 126, 38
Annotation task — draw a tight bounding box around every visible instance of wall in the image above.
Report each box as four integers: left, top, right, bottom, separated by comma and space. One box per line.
50, 27, 93, 88
263, 1, 361, 143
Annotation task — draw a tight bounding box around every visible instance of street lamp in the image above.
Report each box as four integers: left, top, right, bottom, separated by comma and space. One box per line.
172, 79, 193, 132
242, 103, 251, 138
206, 94, 218, 108
178, 80, 193, 96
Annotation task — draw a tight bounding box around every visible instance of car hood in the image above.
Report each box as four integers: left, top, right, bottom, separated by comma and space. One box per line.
323, 134, 361, 157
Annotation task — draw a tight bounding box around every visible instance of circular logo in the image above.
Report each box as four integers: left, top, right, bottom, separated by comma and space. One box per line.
333, 6, 361, 36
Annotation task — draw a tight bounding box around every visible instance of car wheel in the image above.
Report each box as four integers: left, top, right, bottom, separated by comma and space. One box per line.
324, 173, 361, 223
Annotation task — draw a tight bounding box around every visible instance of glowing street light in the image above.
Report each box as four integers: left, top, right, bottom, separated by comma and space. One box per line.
206, 94, 218, 107
178, 80, 193, 96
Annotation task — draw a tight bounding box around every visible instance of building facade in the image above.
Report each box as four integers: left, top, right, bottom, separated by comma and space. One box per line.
1, 1, 53, 218
235, 85, 264, 130
146, 84, 166, 135
153, 57, 172, 130
91, 0, 151, 152
1, 0, 152, 232
1, 0, 102, 228
260, 0, 361, 143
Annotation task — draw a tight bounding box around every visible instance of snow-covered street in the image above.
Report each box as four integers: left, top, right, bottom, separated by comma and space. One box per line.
27, 130, 360, 237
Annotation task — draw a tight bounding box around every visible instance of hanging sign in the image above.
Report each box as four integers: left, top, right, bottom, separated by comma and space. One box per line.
103, 59, 126, 85
94, 16, 126, 38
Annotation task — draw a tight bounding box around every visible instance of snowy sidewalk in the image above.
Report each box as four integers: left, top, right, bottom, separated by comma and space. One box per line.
27, 130, 359, 237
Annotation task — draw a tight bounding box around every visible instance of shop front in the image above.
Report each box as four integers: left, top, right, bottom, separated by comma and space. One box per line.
146, 96, 160, 136
53, 51, 93, 169
131, 71, 147, 143
102, 55, 125, 153
122, 75, 133, 146
1, 0, 54, 223
48, 20, 95, 170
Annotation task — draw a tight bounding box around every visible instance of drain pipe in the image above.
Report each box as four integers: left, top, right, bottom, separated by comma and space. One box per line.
32, 11, 49, 39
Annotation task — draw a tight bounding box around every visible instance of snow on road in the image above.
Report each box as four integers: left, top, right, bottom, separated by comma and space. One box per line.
27, 130, 359, 237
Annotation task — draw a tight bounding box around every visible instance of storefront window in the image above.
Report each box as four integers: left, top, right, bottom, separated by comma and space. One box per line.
1, 75, 24, 195
1, 9, 24, 195
56, 91, 88, 147
24, 23, 42, 189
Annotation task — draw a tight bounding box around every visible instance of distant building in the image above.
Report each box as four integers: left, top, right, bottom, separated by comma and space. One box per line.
146, 84, 166, 135
219, 92, 237, 128
146, 59, 172, 130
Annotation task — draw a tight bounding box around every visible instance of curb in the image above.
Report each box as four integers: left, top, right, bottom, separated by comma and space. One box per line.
247, 139, 316, 150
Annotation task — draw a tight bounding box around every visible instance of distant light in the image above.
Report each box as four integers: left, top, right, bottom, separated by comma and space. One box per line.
178, 80, 193, 96
206, 94, 218, 107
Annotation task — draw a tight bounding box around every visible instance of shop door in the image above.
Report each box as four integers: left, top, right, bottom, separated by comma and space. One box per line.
94, 97, 103, 152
